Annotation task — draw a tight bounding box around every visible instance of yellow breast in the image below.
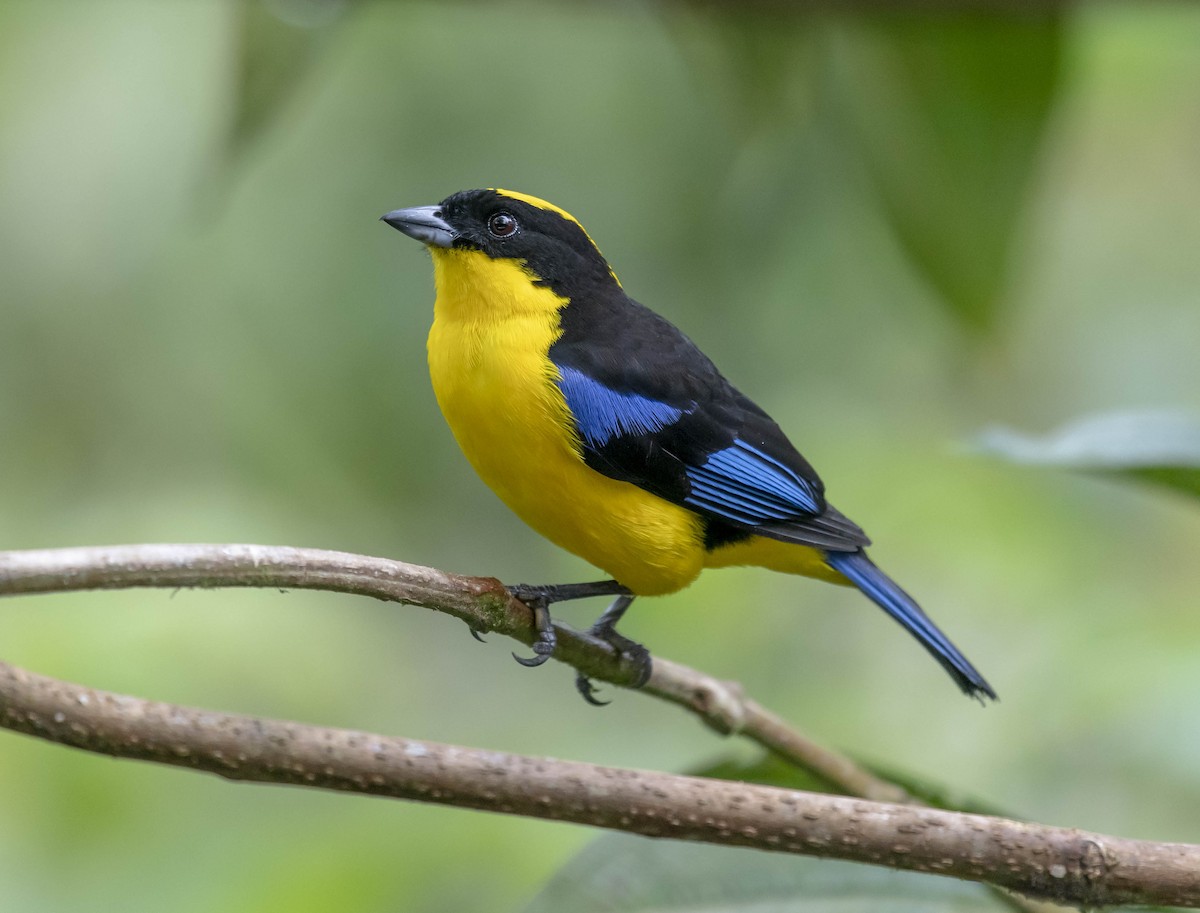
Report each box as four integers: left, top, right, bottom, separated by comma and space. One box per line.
425, 248, 705, 596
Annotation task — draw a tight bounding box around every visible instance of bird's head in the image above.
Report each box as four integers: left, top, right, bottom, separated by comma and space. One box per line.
382, 189, 619, 297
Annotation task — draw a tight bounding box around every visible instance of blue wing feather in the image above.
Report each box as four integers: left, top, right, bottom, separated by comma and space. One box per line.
557, 369, 823, 525
556, 366, 687, 447
684, 439, 822, 522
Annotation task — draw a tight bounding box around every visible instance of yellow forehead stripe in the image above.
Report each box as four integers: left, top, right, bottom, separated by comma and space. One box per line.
492, 188, 583, 228
490, 188, 620, 287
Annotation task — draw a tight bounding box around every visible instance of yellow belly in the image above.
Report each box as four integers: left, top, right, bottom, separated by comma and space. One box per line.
426, 251, 705, 595
423, 249, 847, 596
704, 535, 845, 586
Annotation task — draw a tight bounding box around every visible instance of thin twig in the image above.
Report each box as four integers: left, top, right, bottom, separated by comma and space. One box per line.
0, 545, 1151, 912
0, 545, 1124, 912
0, 544, 900, 798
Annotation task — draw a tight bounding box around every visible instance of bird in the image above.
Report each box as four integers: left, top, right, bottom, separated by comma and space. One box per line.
381, 188, 995, 703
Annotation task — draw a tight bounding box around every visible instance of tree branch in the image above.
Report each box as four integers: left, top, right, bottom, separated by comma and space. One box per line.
0, 544, 904, 802
0, 656, 1196, 908
1, 544, 1196, 908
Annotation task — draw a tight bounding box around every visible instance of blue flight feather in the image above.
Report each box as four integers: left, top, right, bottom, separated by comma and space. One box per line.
824, 550, 995, 699
556, 366, 686, 447
684, 439, 822, 522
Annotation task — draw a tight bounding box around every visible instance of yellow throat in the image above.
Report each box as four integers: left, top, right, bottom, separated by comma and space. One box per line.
423, 244, 706, 595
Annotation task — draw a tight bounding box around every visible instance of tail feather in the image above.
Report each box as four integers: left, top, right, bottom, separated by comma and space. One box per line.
824, 550, 996, 701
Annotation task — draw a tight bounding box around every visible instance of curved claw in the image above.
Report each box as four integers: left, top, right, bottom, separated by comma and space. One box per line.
469, 627, 487, 643
509, 592, 557, 669
588, 630, 652, 689
511, 648, 552, 668
629, 652, 653, 688
575, 673, 610, 707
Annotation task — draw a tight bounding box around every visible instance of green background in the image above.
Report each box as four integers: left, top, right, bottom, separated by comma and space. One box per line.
1, 2, 1199, 910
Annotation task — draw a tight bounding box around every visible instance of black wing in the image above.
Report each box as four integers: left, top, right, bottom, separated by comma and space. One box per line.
549, 289, 869, 552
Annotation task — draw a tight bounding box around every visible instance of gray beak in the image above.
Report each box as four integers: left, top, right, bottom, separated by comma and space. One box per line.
380, 205, 456, 248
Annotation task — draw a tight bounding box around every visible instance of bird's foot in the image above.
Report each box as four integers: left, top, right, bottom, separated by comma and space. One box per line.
507, 580, 629, 605
574, 600, 652, 706
510, 594, 556, 667
505, 580, 628, 668
505, 583, 648, 700
591, 620, 650, 673
575, 673, 610, 706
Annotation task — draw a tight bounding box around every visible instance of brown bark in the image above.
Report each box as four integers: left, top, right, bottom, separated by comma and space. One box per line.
1, 544, 1196, 908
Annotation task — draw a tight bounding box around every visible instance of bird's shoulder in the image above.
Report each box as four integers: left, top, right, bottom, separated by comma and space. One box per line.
549, 291, 801, 462
549, 287, 724, 407
546, 289, 870, 551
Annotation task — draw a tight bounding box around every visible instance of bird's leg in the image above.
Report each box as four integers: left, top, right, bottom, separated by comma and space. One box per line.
575, 594, 651, 706
589, 593, 640, 649
506, 580, 630, 667
511, 595, 556, 667
507, 580, 629, 605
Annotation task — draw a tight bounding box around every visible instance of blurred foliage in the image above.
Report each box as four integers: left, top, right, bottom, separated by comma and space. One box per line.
833, 16, 1063, 330
526, 834, 1006, 913
1, 1, 1200, 912
532, 755, 1173, 912
690, 751, 1014, 818
528, 829, 1177, 913
690, 749, 840, 794
668, 10, 1062, 330
667, 8, 819, 136
977, 410, 1200, 500
226, 0, 353, 162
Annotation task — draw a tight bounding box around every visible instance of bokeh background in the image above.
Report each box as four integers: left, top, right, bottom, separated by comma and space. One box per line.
1, 1, 1199, 910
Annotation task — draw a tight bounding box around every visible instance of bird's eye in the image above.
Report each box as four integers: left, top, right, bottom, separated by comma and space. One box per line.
487, 212, 518, 238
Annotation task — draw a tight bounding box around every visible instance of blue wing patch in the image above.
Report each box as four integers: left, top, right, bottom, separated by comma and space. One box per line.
556, 366, 687, 447
684, 439, 821, 524
555, 368, 819, 526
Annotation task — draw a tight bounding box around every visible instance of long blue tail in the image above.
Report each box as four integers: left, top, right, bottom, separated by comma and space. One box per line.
824, 550, 996, 701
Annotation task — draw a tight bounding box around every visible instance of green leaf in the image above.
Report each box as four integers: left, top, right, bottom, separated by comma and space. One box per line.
527, 756, 1169, 913
666, 7, 818, 137
687, 752, 840, 794
525, 754, 1017, 912
854, 762, 1008, 818
974, 410, 1200, 499
524, 832, 1005, 913
689, 753, 1014, 819
833, 16, 1063, 329
226, 0, 350, 161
